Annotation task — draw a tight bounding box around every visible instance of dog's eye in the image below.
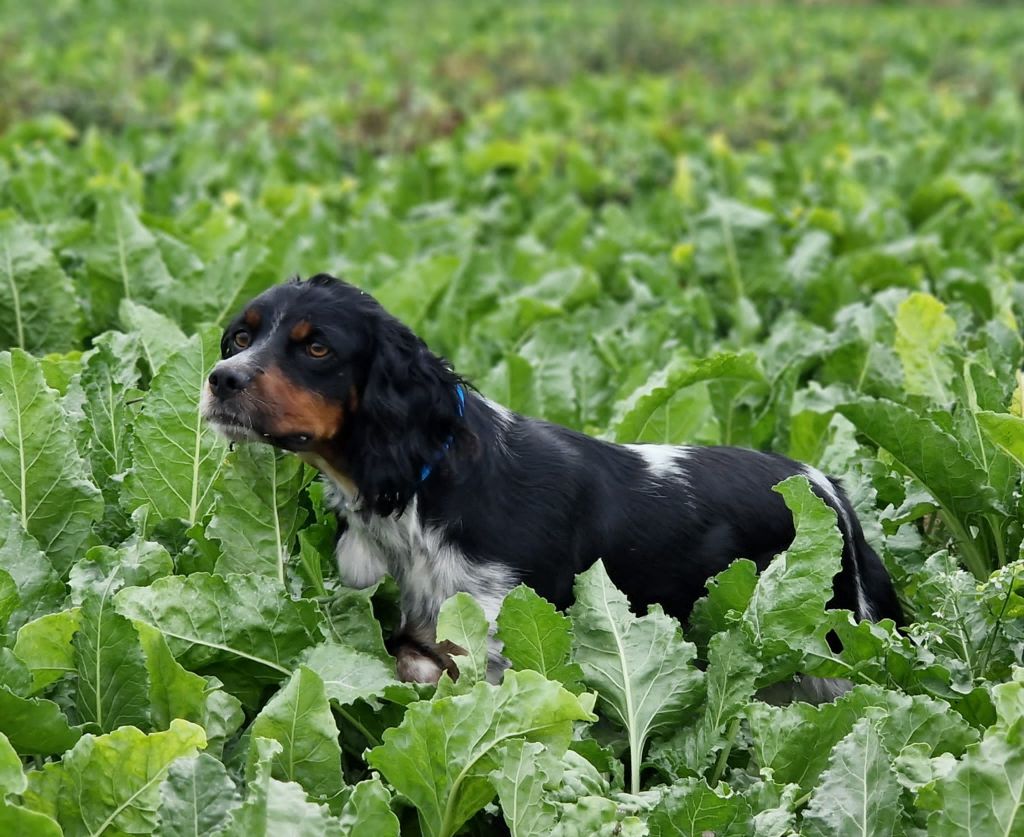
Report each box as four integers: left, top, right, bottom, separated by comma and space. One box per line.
233, 330, 251, 349
307, 342, 330, 359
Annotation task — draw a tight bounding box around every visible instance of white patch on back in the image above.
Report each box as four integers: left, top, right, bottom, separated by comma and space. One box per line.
802, 465, 874, 621
626, 444, 690, 480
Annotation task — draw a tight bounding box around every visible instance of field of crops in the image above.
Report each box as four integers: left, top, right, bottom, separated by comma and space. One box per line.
2, 1, 1024, 834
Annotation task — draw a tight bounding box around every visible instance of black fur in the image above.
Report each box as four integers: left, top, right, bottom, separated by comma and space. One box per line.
206, 274, 903, 638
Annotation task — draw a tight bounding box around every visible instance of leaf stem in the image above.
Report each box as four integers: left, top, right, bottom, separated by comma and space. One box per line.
709, 717, 741, 786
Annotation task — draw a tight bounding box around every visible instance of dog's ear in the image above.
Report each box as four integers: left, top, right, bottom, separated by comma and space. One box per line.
349, 316, 463, 515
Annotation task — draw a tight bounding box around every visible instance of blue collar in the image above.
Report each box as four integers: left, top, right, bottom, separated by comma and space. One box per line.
419, 384, 465, 483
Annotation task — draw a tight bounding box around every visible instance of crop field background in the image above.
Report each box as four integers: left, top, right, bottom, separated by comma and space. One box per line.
2, 1, 1024, 834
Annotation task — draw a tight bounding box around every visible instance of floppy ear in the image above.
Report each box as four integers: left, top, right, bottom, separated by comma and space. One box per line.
348, 316, 463, 516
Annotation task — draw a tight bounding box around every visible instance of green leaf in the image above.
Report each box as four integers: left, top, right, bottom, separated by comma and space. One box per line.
217, 737, 342, 837
122, 327, 228, 527
74, 573, 151, 733
648, 778, 752, 837
156, 753, 241, 837
115, 573, 323, 677
13, 608, 80, 694
136, 622, 209, 731
977, 410, 1024, 470
436, 591, 490, 691
608, 350, 764, 441
0, 731, 24, 793
367, 669, 595, 837
300, 642, 400, 707
80, 195, 176, 332
79, 330, 143, 505
490, 740, 560, 836
0, 349, 103, 575
569, 560, 704, 795
651, 628, 761, 779
0, 499, 64, 638
0, 569, 16, 636
69, 536, 173, 605
248, 666, 344, 805
802, 718, 902, 837
119, 299, 188, 376
837, 397, 999, 578
22, 719, 206, 836
893, 291, 957, 403
337, 779, 400, 837
0, 211, 82, 353
495, 585, 583, 690
747, 685, 978, 793
688, 558, 758, 647
0, 801, 62, 837
319, 583, 392, 663
742, 475, 843, 661
923, 719, 1024, 836
0, 686, 85, 755
208, 444, 308, 582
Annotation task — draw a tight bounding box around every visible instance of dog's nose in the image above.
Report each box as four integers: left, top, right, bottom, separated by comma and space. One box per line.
208, 364, 252, 399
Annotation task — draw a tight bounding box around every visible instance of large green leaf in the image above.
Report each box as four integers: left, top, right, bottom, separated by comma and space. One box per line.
22, 719, 206, 836
79, 195, 176, 332
893, 291, 957, 403
0, 498, 63, 638
367, 670, 595, 837
247, 666, 344, 805
0, 211, 82, 354
608, 350, 764, 441
977, 410, 1024, 470
336, 779, 400, 837
742, 475, 844, 662
569, 560, 704, 794
155, 753, 241, 837
648, 778, 752, 837
122, 327, 228, 527
0, 686, 85, 755
216, 737, 343, 837
802, 718, 902, 837
115, 572, 323, 676
13, 608, 80, 694
837, 397, 999, 578
0, 349, 103, 574
136, 622, 208, 731
118, 300, 188, 376
495, 584, 583, 690
300, 642, 400, 706
74, 572, 151, 733
207, 444, 308, 582
435, 591, 490, 691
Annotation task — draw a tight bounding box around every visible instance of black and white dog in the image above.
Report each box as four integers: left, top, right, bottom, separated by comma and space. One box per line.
202, 274, 903, 686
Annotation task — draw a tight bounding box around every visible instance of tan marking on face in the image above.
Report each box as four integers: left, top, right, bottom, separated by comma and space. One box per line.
289, 320, 312, 341
348, 385, 359, 412
243, 308, 261, 328
253, 367, 345, 439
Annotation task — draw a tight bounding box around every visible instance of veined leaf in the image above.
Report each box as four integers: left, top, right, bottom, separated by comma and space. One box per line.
0, 349, 103, 575
136, 622, 208, 731
119, 299, 188, 376
0, 498, 63, 639
0, 686, 85, 755
490, 740, 560, 836
208, 444, 308, 582
337, 778, 400, 837
838, 397, 999, 579
977, 410, 1024, 470
115, 572, 323, 676
13, 608, 80, 694
0, 732, 62, 833
608, 350, 764, 441
122, 327, 228, 527
495, 584, 583, 690
569, 561, 704, 795
894, 291, 957, 403
22, 719, 206, 836
367, 670, 595, 837
648, 778, 752, 837
156, 753, 241, 837
802, 717, 902, 837
0, 211, 82, 354
435, 591, 490, 691
79, 195, 176, 332
743, 475, 844, 662
248, 666, 344, 805
74, 572, 151, 733
300, 642, 400, 706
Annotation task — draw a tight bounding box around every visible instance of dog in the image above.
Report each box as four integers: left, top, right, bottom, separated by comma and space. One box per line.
202, 274, 903, 688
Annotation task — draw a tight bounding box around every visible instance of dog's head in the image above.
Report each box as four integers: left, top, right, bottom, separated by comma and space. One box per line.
202, 274, 465, 514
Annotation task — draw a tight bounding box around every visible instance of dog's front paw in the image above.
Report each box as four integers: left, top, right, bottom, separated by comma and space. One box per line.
395, 643, 445, 684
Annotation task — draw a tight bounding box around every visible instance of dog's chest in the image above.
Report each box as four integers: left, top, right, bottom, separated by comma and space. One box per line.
326, 483, 514, 627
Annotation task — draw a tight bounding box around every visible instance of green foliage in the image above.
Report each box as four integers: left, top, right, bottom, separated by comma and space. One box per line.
3, 1, 1024, 832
